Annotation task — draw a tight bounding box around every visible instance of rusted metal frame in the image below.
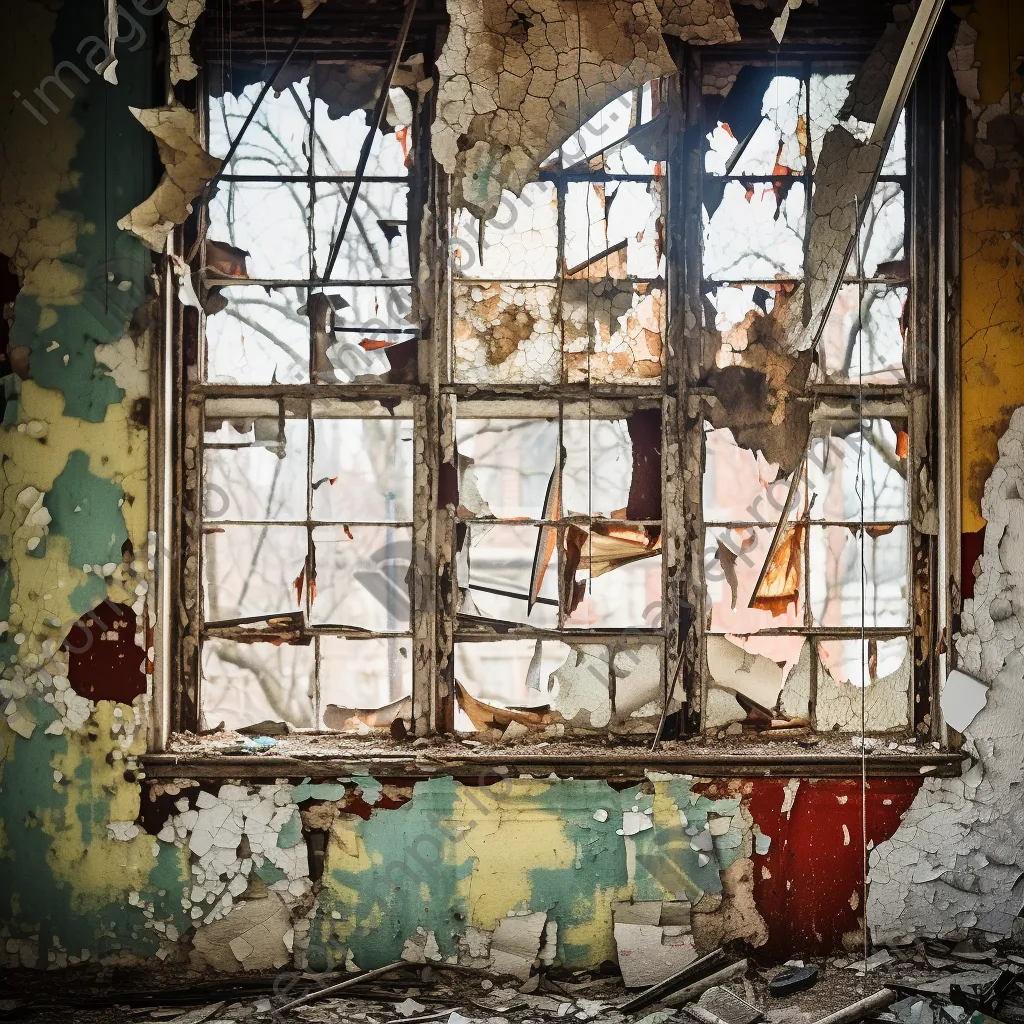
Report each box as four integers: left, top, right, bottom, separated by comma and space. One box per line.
445, 384, 666, 401
712, 518, 911, 530
321, 0, 419, 283
709, 626, 912, 638
937, 26, 961, 744
671, 43, 705, 737
419, 32, 453, 734
906, 36, 950, 739
207, 518, 415, 529
203, 277, 416, 288
139, 750, 966, 780
219, 175, 411, 184
454, 628, 662, 642
194, 383, 421, 401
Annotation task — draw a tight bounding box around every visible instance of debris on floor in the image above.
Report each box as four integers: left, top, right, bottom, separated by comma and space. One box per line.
4, 940, 1024, 1024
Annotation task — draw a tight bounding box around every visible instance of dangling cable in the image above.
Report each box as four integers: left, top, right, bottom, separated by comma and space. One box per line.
853, 192, 870, 976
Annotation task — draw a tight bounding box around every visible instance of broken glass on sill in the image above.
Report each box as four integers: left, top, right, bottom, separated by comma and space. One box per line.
318, 636, 412, 729
204, 524, 309, 622
201, 638, 315, 732
205, 286, 309, 385
453, 182, 558, 280
312, 414, 414, 523
815, 636, 911, 731
809, 524, 909, 628
311, 524, 413, 631
454, 639, 663, 733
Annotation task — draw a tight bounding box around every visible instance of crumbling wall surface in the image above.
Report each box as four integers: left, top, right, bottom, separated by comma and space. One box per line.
868, 409, 1024, 944
431, 0, 677, 218
950, 2, 1024, 532
0, 0, 160, 968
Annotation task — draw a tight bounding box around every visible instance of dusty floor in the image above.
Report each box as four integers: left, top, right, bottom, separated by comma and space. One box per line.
3, 942, 1024, 1024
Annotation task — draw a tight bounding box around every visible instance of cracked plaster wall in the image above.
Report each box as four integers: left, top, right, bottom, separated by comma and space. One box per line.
0, 0, 1002, 975
865, 0, 1024, 946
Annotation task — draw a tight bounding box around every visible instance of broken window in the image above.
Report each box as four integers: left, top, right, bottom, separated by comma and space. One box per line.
699, 61, 920, 737
174, 16, 939, 750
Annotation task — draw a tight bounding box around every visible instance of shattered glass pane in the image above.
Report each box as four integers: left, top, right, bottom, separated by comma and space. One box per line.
808, 421, 909, 522
319, 636, 412, 726
558, 82, 657, 167
456, 417, 559, 520
705, 525, 805, 634
312, 524, 413, 631
454, 183, 558, 280
809, 524, 909, 628
312, 417, 414, 522
703, 182, 805, 281
808, 71, 907, 175
313, 99, 412, 177
453, 281, 560, 384
455, 640, 662, 732
201, 639, 315, 731
208, 180, 310, 280
565, 549, 662, 630
562, 417, 635, 518
706, 76, 806, 177
819, 284, 907, 383
456, 639, 571, 711
563, 281, 664, 384
856, 182, 905, 278
208, 76, 312, 176
204, 525, 308, 622
461, 523, 559, 628
205, 286, 309, 385
815, 636, 911, 731
564, 181, 664, 280
204, 417, 308, 522
313, 182, 410, 280
703, 426, 787, 525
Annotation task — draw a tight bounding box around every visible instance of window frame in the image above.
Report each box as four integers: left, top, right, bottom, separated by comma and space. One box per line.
152, 29, 954, 755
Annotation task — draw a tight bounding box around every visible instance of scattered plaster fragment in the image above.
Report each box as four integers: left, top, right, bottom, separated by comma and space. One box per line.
868, 408, 1024, 944
780, 779, 800, 817
193, 891, 293, 972
489, 911, 547, 981
619, 808, 654, 837
432, 0, 676, 219
941, 668, 989, 734
118, 104, 222, 251
168, 1, 207, 84
658, 0, 739, 43
107, 820, 141, 842
770, 0, 803, 44
613, 919, 697, 988
593, 808, 609, 823
815, 642, 912, 733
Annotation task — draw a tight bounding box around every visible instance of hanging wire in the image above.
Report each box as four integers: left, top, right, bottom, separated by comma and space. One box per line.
852, 192, 870, 977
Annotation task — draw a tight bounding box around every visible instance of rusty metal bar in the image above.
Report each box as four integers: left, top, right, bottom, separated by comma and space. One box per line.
321, 0, 419, 282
